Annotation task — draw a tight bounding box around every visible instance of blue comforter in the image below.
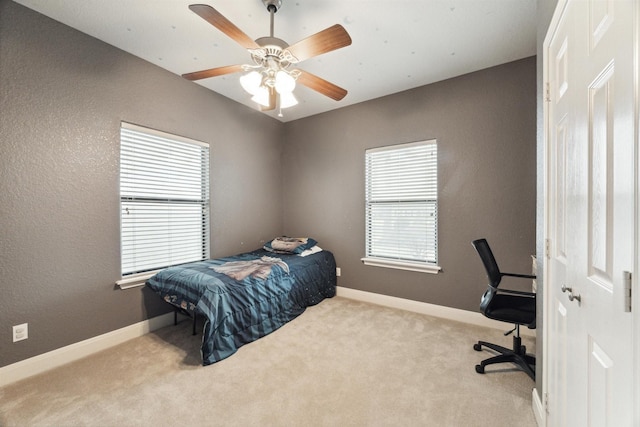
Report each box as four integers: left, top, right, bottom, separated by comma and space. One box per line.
146, 249, 336, 365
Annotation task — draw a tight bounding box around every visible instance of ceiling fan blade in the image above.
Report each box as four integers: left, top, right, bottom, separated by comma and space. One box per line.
260, 87, 277, 111
182, 64, 244, 81
189, 4, 260, 50
284, 24, 352, 63
295, 70, 348, 101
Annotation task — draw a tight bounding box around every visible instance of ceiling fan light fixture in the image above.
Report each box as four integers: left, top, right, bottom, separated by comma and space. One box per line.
274, 70, 296, 94
184, 2, 351, 115
239, 71, 262, 95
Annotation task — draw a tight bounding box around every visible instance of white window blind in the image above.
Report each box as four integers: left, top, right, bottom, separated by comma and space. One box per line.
120, 122, 210, 276
364, 140, 438, 271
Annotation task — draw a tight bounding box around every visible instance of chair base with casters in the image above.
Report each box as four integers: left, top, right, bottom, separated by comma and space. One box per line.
473, 324, 535, 380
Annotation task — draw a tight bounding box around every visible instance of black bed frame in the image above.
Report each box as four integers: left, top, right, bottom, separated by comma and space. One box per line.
173, 307, 198, 335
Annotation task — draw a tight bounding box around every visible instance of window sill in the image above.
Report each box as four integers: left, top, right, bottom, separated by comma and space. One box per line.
115, 270, 160, 290
361, 257, 442, 274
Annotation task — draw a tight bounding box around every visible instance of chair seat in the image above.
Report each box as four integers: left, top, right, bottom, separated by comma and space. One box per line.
484, 294, 535, 327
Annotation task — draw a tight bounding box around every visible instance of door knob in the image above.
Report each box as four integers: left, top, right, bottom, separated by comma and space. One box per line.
561, 285, 572, 293
568, 292, 581, 304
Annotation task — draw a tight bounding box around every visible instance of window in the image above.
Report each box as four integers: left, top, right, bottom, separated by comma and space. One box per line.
362, 140, 440, 274
117, 122, 210, 287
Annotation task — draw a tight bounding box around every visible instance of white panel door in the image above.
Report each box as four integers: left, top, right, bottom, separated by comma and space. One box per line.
545, 0, 635, 425
546, 1, 588, 423
582, 0, 634, 423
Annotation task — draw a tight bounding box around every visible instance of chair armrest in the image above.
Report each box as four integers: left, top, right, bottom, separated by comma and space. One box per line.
497, 288, 536, 298
502, 272, 536, 280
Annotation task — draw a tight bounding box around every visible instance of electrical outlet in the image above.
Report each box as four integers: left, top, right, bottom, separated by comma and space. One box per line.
13, 323, 28, 342
336, 267, 341, 277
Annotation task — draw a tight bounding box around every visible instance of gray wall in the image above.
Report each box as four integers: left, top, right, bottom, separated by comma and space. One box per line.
1, 0, 538, 369
282, 56, 537, 312
0, 0, 283, 367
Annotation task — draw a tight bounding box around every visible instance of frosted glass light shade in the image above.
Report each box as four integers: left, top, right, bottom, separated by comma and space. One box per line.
275, 71, 296, 94
240, 71, 262, 95
279, 91, 298, 108
251, 86, 271, 107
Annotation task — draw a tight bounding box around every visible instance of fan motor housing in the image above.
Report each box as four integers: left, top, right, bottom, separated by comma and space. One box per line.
255, 36, 288, 51
253, 36, 291, 67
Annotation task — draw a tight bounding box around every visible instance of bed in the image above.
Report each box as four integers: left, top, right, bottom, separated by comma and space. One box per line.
146, 237, 336, 365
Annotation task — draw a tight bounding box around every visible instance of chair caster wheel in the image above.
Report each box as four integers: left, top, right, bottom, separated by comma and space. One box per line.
475, 364, 485, 374
473, 343, 482, 351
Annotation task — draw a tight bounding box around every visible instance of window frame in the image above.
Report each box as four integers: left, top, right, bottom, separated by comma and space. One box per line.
116, 122, 210, 289
361, 139, 441, 274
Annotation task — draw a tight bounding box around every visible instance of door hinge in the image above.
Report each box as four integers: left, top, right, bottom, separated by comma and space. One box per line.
544, 392, 550, 415
545, 82, 551, 103
624, 271, 632, 312
545, 238, 551, 259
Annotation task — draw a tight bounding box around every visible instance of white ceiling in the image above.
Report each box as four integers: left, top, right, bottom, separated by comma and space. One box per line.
14, 0, 537, 122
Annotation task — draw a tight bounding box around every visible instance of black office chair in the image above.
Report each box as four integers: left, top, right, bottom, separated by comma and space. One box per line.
471, 238, 536, 380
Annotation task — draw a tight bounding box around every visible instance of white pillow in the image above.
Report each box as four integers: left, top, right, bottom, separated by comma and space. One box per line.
299, 245, 322, 257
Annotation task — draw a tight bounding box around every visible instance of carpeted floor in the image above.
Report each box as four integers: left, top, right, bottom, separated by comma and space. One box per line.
0, 297, 537, 426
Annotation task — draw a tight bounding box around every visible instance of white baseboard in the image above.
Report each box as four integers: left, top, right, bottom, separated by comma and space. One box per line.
336, 286, 536, 337
0, 312, 174, 388
532, 388, 545, 426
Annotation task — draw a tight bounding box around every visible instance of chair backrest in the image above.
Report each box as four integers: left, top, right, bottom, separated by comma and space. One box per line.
472, 238, 502, 288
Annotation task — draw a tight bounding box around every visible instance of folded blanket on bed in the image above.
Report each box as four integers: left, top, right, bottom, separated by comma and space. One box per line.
263, 236, 317, 254
211, 256, 289, 280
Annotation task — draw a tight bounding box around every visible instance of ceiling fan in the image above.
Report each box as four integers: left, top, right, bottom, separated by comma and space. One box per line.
182, 1, 352, 114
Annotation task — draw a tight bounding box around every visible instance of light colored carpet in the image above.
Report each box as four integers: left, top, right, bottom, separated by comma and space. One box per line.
0, 297, 536, 426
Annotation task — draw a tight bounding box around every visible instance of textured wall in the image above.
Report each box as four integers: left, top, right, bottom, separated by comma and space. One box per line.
282, 57, 537, 312
0, 0, 283, 367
